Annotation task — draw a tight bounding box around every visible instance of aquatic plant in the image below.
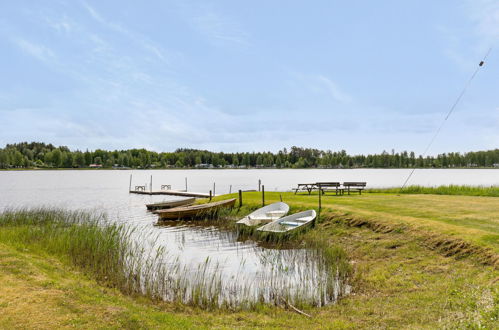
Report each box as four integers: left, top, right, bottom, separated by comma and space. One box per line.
0, 208, 351, 310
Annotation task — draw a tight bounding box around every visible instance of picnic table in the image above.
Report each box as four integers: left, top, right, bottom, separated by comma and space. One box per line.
294, 183, 318, 195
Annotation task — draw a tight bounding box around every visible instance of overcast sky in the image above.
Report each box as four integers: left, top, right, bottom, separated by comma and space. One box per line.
0, 0, 498, 154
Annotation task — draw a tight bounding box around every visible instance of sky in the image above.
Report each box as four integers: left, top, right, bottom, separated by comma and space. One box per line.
0, 0, 498, 154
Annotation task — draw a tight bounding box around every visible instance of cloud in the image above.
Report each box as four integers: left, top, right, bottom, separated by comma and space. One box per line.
80, 0, 170, 63
316, 75, 353, 104
187, 6, 250, 46
467, 0, 499, 47
11, 38, 55, 62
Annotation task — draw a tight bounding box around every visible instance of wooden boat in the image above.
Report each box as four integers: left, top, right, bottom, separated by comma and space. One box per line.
256, 210, 316, 234
154, 198, 236, 220
146, 197, 196, 210
236, 202, 289, 227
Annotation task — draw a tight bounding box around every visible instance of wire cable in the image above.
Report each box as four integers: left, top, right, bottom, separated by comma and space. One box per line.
400, 48, 492, 190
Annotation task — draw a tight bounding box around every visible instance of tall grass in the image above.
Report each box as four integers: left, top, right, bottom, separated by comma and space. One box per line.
368, 185, 499, 197
0, 208, 351, 310
0, 208, 134, 286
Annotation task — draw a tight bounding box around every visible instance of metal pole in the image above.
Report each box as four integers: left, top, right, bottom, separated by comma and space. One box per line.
209, 190, 212, 201
229, 185, 232, 194
129, 174, 132, 192
185, 177, 188, 191
258, 179, 261, 192
238, 190, 243, 207
280, 194, 283, 202
262, 185, 265, 207
213, 182, 216, 196
150, 175, 152, 193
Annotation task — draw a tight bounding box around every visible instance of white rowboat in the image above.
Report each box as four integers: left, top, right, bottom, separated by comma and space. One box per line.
256, 210, 316, 233
236, 202, 289, 227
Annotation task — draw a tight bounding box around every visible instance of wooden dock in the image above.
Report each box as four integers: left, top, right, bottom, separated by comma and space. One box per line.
129, 190, 211, 198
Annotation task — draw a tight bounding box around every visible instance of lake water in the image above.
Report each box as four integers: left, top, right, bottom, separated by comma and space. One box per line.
0, 168, 497, 306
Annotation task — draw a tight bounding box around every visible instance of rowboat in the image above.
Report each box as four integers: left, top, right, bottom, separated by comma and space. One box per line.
256, 210, 316, 234
154, 198, 236, 220
236, 202, 289, 227
146, 197, 196, 210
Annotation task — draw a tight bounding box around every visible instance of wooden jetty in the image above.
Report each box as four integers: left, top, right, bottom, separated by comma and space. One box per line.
130, 190, 211, 198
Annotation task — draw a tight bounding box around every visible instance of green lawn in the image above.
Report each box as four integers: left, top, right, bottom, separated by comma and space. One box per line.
222, 191, 499, 258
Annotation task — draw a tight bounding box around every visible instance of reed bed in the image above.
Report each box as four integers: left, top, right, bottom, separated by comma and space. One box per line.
0, 208, 351, 310
368, 185, 499, 197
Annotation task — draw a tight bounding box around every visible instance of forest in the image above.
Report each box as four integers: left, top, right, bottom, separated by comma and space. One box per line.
1, 142, 498, 169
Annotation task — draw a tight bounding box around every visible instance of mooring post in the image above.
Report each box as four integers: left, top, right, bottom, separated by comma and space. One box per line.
262, 185, 265, 207
185, 177, 188, 191
318, 188, 322, 223
209, 190, 212, 201
229, 185, 232, 194
129, 174, 132, 192
150, 175, 152, 193
238, 190, 243, 207
258, 179, 261, 192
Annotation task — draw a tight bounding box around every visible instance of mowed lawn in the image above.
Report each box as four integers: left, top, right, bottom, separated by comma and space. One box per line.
224, 191, 499, 255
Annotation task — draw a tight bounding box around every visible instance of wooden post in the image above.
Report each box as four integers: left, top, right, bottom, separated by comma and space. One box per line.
258, 179, 261, 192
185, 177, 188, 191
209, 190, 212, 201
229, 185, 232, 194
129, 174, 132, 192
238, 190, 243, 207
318, 188, 322, 223
262, 185, 265, 207
150, 175, 152, 193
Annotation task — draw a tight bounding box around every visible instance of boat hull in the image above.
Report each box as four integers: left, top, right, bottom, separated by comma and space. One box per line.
256, 210, 316, 235
236, 202, 289, 227
154, 198, 236, 220
146, 197, 196, 210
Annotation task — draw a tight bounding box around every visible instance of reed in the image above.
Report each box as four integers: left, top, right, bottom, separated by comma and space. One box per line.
368, 185, 499, 197
0, 207, 351, 310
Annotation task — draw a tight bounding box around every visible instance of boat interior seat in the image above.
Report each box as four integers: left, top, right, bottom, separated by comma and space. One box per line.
280, 221, 301, 226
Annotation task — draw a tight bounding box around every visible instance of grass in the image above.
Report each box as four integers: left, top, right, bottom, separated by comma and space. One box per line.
1, 189, 498, 328
217, 190, 499, 261
0, 207, 351, 311
369, 184, 499, 197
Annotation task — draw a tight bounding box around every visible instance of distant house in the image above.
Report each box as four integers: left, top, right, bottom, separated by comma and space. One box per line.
195, 163, 214, 169
89, 164, 102, 168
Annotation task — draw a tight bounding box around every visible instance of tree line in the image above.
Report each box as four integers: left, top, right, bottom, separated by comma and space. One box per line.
1, 142, 498, 169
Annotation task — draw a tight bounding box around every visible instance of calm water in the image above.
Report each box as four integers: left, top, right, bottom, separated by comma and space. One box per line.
0, 168, 497, 306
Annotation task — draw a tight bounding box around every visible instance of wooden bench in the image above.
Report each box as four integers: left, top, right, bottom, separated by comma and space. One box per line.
342, 182, 366, 195
316, 182, 342, 195
294, 183, 318, 195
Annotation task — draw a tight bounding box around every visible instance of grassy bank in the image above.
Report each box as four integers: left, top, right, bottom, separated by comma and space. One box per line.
369, 185, 499, 197
219, 190, 499, 262
1, 192, 498, 328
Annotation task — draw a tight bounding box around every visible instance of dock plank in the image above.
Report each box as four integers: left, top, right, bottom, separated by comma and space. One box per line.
129, 190, 211, 198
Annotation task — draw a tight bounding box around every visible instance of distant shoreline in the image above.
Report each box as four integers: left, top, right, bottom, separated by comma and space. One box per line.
1, 167, 498, 171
